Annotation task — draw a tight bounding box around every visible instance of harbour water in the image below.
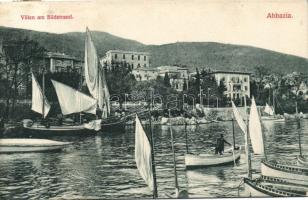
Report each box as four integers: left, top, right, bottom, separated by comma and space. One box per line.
0, 119, 307, 199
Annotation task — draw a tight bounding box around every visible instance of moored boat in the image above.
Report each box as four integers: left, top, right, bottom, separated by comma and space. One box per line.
261, 116, 285, 122
0, 138, 71, 153
185, 108, 241, 169
23, 123, 96, 135
260, 160, 308, 182
244, 177, 306, 197
185, 148, 241, 168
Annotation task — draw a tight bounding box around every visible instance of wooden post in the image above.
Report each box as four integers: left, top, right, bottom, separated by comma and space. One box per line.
232, 118, 235, 149
243, 95, 252, 179
169, 109, 179, 191
42, 65, 45, 120
297, 117, 302, 157
149, 91, 158, 198
185, 122, 188, 154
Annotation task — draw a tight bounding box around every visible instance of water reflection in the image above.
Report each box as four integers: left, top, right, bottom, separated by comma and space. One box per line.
0, 119, 307, 198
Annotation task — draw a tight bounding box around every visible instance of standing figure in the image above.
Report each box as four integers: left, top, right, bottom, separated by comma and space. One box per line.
215, 134, 231, 155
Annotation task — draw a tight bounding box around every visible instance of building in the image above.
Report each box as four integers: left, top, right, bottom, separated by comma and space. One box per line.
132, 68, 158, 81
157, 66, 189, 92
44, 52, 83, 73
101, 50, 150, 69
208, 70, 251, 99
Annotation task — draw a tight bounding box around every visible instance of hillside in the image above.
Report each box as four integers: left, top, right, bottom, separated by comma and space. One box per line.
0, 26, 307, 74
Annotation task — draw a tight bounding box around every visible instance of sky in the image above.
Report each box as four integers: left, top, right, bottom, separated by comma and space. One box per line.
0, 0, 307, 58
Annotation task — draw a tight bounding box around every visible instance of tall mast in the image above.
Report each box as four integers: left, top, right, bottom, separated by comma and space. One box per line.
272, 89, 275, 115
268, 87, 271, 106
232, 117, 236, 149
297, 117, 302, 157
149, 90, 158, 198
243, 95, 252, 179
185, 122, 188, 154
79, 65, 83, 124
168, 109, 179, 192
42, 59, 45, 119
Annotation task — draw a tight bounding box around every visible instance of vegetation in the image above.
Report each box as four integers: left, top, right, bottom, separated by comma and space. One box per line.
0, 27, 307, 120
0, 37, 45, 119
1, 27, 307, 74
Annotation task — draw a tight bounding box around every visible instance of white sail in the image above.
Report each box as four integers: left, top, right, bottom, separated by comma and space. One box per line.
31, 73, 50, 118
249, 97, 265, 155
231, 101, 246, 135
264, 103, 274, 116
51, 80, 97, 115
135, 115, 153, 191
84, 28, 110, 118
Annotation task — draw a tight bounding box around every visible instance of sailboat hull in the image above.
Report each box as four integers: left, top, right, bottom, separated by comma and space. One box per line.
23, 124, 96, 136
297, 155, 308, 166
243, 178, 305, 197
261, 116, 285, 122
0, 139, 71, 153
185, 149, 241, 168
101, 119, 126, 133
261, 160, 308, 182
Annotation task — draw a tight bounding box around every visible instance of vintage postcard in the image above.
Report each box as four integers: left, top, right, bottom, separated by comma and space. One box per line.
0, 0, 307, 199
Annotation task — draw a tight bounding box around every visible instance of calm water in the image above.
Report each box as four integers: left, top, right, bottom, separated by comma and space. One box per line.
0, 119, 307, 199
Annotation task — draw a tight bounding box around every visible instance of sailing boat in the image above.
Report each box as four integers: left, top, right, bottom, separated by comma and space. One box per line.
135, 114, 158, 198
84, 28, 126, 132
241, 97, 308, 197
296, 117, 308, 166
260, 104, 308, 182
184, 112, 241, 168
23, 74, 101, 134
135, 112, 188, 198
261, 90, 285, 122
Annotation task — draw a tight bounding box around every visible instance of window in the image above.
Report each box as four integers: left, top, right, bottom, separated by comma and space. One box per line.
138, 55, 140, 60
244, 77, 247, 82
144, 64, 146, 68
132, 55, 134, 60
245, 86, 248, 91
144, 56, 146, 61
137, 63, 141, 68
114, 54, 117, 59
132, 63, 134, 69
123, 54, 125, 59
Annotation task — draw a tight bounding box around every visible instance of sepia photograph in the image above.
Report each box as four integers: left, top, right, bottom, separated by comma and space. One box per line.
0, 0, 307, 199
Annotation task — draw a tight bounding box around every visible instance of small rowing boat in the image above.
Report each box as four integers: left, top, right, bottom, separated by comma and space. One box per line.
185, 148, 241, 168
0, 138, 71, 153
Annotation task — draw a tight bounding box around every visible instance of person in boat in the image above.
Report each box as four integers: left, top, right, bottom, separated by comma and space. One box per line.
96, 106, 102, 119
57, 115, 63, 126
215, 134, 231, 155
0, 117, 4, 129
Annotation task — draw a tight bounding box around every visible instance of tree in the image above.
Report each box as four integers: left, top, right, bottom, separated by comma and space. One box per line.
195, 68, 201, 91
183, 78, 187, 91
254, 65, 269, 100
106, 61, 136, 109
0, 38, 45, 119
163, 72, 171, 87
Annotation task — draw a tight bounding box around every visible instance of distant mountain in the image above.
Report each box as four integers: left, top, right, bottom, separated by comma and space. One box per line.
0, 26, 307, 74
